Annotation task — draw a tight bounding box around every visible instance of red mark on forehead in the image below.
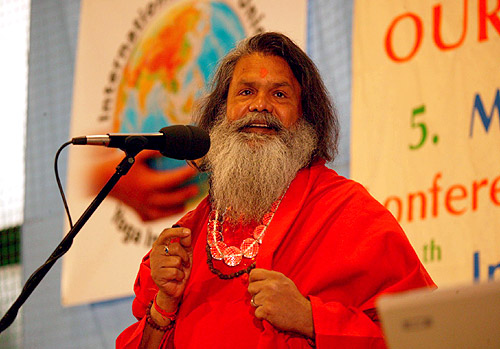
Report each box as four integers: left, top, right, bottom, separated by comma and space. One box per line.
259, 67, 268, 78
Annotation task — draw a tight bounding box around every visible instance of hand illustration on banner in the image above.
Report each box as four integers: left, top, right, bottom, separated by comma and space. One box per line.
90, 150, 199, 221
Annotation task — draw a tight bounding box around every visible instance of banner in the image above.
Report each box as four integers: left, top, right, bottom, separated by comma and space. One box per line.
63, 0, 307, 306
352, 0, 500, 287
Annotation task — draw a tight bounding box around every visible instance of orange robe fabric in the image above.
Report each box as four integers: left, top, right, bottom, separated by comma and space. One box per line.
117, 159, 435, 348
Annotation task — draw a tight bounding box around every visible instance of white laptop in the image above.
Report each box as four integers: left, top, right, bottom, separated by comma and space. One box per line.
376, 281, 500, 349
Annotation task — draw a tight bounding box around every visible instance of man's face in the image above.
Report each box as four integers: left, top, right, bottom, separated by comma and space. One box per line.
226, 53, 302, 132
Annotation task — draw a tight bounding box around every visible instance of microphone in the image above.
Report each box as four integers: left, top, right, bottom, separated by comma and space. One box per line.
71, 125, 210, 160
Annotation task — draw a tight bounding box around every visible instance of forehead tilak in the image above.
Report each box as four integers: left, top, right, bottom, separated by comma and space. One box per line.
259, 67, 268, 78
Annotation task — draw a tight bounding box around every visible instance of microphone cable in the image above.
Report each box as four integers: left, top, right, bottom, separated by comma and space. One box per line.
54, 141, 74, 229
1, 142, 74, 333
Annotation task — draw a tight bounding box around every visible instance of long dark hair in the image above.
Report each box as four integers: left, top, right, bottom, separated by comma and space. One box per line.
193, 32, 339, 162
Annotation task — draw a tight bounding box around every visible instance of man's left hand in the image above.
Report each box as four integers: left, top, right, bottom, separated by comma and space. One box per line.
248, 268, 314, 339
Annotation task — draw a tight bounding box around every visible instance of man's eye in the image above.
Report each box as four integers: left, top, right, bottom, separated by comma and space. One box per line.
274, 91, 286, 98
240, 89, 252, 96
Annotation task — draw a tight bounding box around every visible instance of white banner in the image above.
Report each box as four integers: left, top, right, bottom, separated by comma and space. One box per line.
63, 0, 307, 306
352, 0, 500, 287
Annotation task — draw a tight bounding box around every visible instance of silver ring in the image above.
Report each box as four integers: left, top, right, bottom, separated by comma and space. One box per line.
250, 296, 258, 308
164, 245, 169, 255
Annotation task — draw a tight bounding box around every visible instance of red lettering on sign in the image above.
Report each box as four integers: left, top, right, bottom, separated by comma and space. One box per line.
408, 191, 427, 221
433, 0, 468, 50
381, 173, 500, 223
491, 176, 500, 205
445, 184, 468, 215
472, 178, 488, 210
429, 172, 442, 217
384, 0, 500, 62
385, 13, 423, 62
479, 0, 500, 41
384, 196, 403, 221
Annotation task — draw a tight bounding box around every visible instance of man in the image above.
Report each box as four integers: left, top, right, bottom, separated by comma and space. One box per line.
117, 32, 435, 348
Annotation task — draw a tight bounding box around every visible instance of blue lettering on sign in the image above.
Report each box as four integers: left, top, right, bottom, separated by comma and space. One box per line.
469, 89, 500, 137
473, 250, 500, 282
474, 251, 480, 282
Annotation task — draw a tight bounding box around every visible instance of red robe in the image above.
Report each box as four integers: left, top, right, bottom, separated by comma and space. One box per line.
117, 159, 435, 348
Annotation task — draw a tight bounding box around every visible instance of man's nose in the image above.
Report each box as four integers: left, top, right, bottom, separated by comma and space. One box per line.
249, 92, 273, 113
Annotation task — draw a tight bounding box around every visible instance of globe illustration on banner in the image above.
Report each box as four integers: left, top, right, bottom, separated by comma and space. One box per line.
113, 0, 245, 172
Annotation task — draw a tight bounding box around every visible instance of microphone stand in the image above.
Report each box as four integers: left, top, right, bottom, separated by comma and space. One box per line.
0, 138, 146, 333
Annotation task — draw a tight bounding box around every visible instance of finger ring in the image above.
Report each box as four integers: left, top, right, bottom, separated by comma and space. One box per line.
250, 296, 258, 308
164, 245, 169, 255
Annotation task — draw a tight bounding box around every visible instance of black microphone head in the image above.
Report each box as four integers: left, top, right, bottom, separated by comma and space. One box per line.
159, 125, 210, 160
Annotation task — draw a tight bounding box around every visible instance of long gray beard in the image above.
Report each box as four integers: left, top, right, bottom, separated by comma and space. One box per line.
204, 112, 317, 223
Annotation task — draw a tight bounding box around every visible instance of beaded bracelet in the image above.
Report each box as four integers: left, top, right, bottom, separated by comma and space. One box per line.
145, 301, 175, 332
153, 293, 178, 322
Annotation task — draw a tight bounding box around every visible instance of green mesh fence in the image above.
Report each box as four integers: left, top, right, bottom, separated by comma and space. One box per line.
0, 226, 22, 348
0, 226, 21, 267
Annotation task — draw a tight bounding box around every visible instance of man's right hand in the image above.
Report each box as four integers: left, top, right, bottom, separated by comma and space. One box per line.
150, 227, 193, 312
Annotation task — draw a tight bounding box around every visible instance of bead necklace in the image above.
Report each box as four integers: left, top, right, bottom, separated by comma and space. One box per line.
206, 195, 285, 269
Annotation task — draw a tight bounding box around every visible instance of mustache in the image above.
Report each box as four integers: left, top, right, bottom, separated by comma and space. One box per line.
228, 112, 285, 133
